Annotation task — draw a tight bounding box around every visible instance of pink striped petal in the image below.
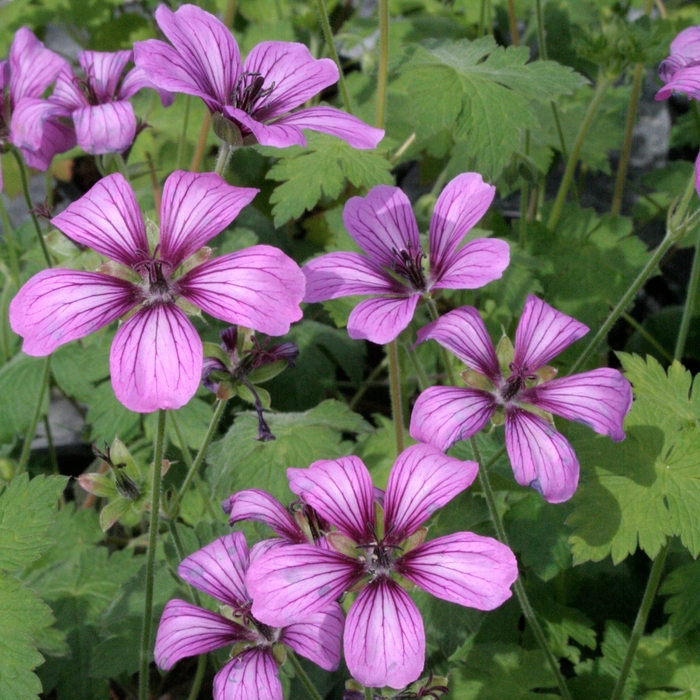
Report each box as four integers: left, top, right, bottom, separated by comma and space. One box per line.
79, 50, 131, 102
224, 490, 305, 544
51, 173, 148, 267
119, 65, 174, 106
409, 386, 495, 451
431, 238, 510, 290
429, 173, 496, 276
656, 65, 700, 101
49, 67, 86, 111
347, 295, 418, 344
17, 115, 76, 171
178, 532, 250, 609
154, 599, 249, 671
344, 580, 425, 689
514, 295, 589, 373
9, 28, 67, 101
662, 26, 700, 79
109, 303, 202, 413
73, 102, 136, 155
384, 443, 479, 542
343, 186, 420, 268
415, 306, 500, 381
522, 368, 632, 441
10, 98, 73, 157
288, 456, 375, 542
281, 603, 344, 671
224, 106, 306, 147
276, 107, 385, 149
159, 170, 258, 268
214, 650, 282, 700
243, 42, 338, 119
247, 544, 360, 626
505, 407, 579, 503
177, 246, 304, 336
9, 269, 134, 356
399, 532, 518, 610
302, 252, 402, 303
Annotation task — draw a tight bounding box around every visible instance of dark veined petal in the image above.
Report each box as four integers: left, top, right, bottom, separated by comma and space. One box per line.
10, 98, 74, 162
223, 490, 305, 544
213, 649, 283, 700
119, 65, 174, 106
347, 295, 419, 345
73, 102, 136, 155
9, 27, 67, 101
281, 603, 345, 671
430, 238, 510, 291
224, 106, 306, 147
78, 50, 131, 102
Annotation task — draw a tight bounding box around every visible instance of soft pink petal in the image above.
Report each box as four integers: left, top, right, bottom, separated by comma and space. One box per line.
347, 294, 418, 344
119, 65, 174, 106
288, 456, 375, 542
415, 306, 500, 381
109, 303, 202, 413
213, 650, 283, 700
276, 107, 385, 149
79, 50, 131, 102
14, 104, 76, 171
224, 106, 306, 147
159, 170, 258, 268
243, 42, 338, 119
655, 65, 700, 101
398, 532, 518, 610
429, 172, 496, 276
49, 67, 86, 111
9, 27, 67, 101
177, 246, 304, 336
431, 238, 510, 290
659, 26, 700, 82
281, 603, 344, 671
505, 407, 579, 503
343, 186, 420, 268
10, 98, 72, 154
178, 532, 250, 609
522, 368, 632, 442
514, 295, 589, 373
247, 544, 360, 627
154, 599, 249, 671
302, 252, 402, 303
344, 580, 425, 690
73, 102, 136, 155
223, 490, 306, 544
384, 443, 479, 542
51, 173, 148, 267
9, 269, 135, 356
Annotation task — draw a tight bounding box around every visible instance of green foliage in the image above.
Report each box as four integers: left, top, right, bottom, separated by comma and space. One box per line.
660, 559, 700, 637
0, 355, 49, 445
637, 630, 700, 699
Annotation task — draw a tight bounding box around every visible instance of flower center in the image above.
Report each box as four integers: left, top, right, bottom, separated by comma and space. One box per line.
392, 242, 428, 292
232, 72, 276, 115
250, 618, 280, 647
75, 76, 102, 106
357, 539, 402, 581
133, 247, 175, 305
497, 363, 537, 405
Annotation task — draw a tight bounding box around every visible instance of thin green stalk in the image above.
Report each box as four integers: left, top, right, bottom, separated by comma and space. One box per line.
315, 0, 353, 114
139, 409, 167, 700
187, 654, 208, 700
609, 543, 669, 700
551, 102, 569, 166
349, 357, 388, 411
169, 410, 194, 471
402, 339, 430, 391
11, 149, 52, 267
0, 280, 14, 363
190, 112, 212, 173
288, 652, 324, 700
387, 340, 405, 455
43, 415, 59, 477
483, 444, 507, 472
17, 356, 51, 473
176, 95, 192, 171
507, 0, 519, 45
214, 142, 233, 176
547, 77, 611, 231
620, 311, 673, 364
45, 170, 54, 210
674, 224, 700, 361
535, 0, 547, 59
0, 195, 20, 282
520, 130, 530, 247
478, 0, 486, 36
113, 152, 131, 182
364, 686, 373, 700
376, 0, 390, 128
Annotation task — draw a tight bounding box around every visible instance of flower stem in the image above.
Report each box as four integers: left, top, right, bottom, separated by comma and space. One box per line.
113, 152, 131, 182
43, 414, 59, 477
139, 408, 167, 700
17, 356, 51, 474
176, 95, 192, 171
620, 311, 673, 364
387, 340, 405, 456
534, 0, 548, 60
674, 224, 700, 361
288, 651, 324, 700
187, 654, 208, 700
506, 0, 519, 45
214, 141, 233, 177
376, 0, 389, 128
364, 686, 373, 700
609, 543, 669, 700
315, 0, 353, 115
190, 112, 212, 173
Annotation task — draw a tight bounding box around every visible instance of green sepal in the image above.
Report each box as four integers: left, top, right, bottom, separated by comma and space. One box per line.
327, 532, 359, 557
216, 381, 237, 401
522, 404, 555, 426
461, 369, 493, 391
272, 643, 286, 665
237, 326, 254, 357
180, 246, 212, 275
374, 501, 385, 541
96, 260, 140, 283
0, 457, 15, 482
212, 113, 243, 146
78, 473, 118, 499
534, 365, 558, 385
496, 334, 514, 376
176, 297, 202, 316
110, 437, 141, 481
235, 382, 271, 409
203, 342, 232, 368
402, 526, 428, 553
218, 605, 237, 622
394, 573, 417, 591
248, 360, 289, 384
99, 498, 131, 531
491, 406, 506, 426
145, 217, 160, 251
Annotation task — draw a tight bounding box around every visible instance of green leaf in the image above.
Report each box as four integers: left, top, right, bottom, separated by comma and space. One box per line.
660, 559, 700, 637
145, 397, 213, 451
0, 354, 50, 444
85, 381, 140, 443
637, 629, 700, 699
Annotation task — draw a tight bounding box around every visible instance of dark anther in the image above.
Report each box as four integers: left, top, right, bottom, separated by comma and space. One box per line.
501, 373, 524, 403
391, 242, 428, 291
233, 72, 276, 114
92, 442, 113, 466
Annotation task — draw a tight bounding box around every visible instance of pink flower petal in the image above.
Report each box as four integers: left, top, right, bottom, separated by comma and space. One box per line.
399, 532, 518, 610
159, 170, 258, 268
10, 98, 73, 157
514, 295, 589, 373
431, 238, 510, 290
18, 113, 76, 171
343, 186, 420, 268
178, 532, 250, 609
109, 303, 202, 413
119, 65, 174, 106
9, 269, 135, 356
9, 27, 67, 101
522, 368, 632, 442
415, 306, 500, 381
505, 407, 579, 503
656, 65, 700, 101
658, 26, 700, 82
224, 106, 306, 147
276, 107, 385, 149
288, 456, 375, 542
243, 42, 338, 119
79, 50, 131, 102
302, 252, 402, 303
384, 443, 479, 542
154, 599, 249, 671
344, 579, 425, 689
177, 245, 304, 337
429, 172, 496, 277
347, 294, 419, 344
247, 544, 360, 626
223, 489, 306, 543
213, 650, 283, 700
51, 173, 148, 268
281, 603, 345, 671
73, 102, 136, 155
49, 67, 86, 111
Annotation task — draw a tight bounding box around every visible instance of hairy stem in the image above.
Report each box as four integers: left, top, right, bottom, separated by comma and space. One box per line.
17, 356, 51, 473
176, 95, 192, 171
315, 0, 353, 114
387, 340, 405, 455
288, 651, 324, 700
507, 0, 519, 45
214, 141, 233, 177
376, 0, 390, 128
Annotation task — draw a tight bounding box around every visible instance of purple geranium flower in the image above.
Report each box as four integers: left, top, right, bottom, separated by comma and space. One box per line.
155, 532, 344, 700
655, 26, 700, 101
302, 173, 510, 344
49, 49, 173, 155
1, 28, 76, 191
133, 4, 384, 149
9, 170, 306, 412
409, 296, 633, 503
245, 444, 518, 689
